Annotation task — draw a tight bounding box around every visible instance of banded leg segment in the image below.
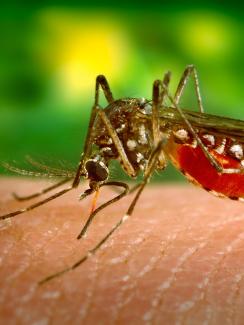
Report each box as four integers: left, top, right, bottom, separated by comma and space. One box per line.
13, 178, 71, 201
0, 76, 115, 221
151, 73, 171, 169
72, 75, 114, 187
174, 65, 204, 113
152, 80, 161, 147
39, 142, 164, 284
40, 181, 129, 284
164, 87, 244, 175
97, 110, 136, 177
38, 76, 168, 284
77, 181, 129, 239
160, 71, 171, 103
0, 186, 73, 220
152, 72, 171, 147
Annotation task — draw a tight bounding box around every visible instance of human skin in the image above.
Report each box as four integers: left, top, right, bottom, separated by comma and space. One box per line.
1, 177, 244, 325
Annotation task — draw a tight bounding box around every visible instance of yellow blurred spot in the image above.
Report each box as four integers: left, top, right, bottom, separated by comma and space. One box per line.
179, 12, 236, 58
38, 10, 131, 103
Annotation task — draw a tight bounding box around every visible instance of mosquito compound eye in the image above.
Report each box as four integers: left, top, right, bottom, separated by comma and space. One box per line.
85, 159, 109, 182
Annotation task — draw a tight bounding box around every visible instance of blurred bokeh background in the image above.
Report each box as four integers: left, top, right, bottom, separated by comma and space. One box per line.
0, 1, 243, 182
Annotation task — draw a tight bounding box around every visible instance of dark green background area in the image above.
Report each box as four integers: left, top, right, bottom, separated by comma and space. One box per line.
0, 2, 243, 182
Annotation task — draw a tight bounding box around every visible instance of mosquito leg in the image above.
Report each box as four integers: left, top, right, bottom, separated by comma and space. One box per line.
80, 75, 135, 179
77, 181, 129, 239
151, 79, 167, 169
152, 72, 171, 146
39, 143, 163, 285
39, 181, 129, 284
12, 178, 71, 201
95, 75, 114, 104
160, 71, 171, 103
0, 180, 98, 221
110, 182, 141, 195
39, 216, 124, 284
83, 75, 114, 158
97, 110, 136, 177
164, 88, 244, 175
152, 80, 161, 146
174, 65, 204, 113
72, 75, 114, 188
0, 76, 115, 220
0, 186, 73, 221
126, 141, 165, 215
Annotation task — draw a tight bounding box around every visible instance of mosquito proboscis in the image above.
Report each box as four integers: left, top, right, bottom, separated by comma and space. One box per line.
1, 65, 244, 284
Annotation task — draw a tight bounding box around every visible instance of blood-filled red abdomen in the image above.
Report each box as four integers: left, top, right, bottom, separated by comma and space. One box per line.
166, 140, 244, 199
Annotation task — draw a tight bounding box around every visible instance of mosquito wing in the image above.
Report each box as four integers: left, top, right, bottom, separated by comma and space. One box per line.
159, 107, 244, 141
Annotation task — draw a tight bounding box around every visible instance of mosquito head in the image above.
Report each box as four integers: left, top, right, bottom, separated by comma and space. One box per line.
85, 155, 109, 185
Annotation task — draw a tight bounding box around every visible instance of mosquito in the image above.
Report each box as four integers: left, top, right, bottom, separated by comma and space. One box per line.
1, 65, 244, 284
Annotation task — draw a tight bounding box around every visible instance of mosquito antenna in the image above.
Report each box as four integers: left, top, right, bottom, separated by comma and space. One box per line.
25, 155, 76, 177
2, 162, 75, 178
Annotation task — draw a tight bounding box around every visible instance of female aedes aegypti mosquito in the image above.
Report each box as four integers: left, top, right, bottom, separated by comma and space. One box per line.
1, 65, 244, 284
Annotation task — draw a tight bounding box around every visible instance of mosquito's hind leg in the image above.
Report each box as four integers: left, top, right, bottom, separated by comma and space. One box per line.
164, 88, 244, 175
13, 178, 71, 201
151, 75, 169, 169
174, 65, 204, 113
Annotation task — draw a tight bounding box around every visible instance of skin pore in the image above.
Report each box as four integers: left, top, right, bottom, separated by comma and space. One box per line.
1, 177, 244, 324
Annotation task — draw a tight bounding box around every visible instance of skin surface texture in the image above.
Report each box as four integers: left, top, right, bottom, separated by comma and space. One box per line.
1, 178, 244, 325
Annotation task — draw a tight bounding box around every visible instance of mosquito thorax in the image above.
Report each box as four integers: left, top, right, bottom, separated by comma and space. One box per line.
85, 155, 109, 183
93, 98, 155, 175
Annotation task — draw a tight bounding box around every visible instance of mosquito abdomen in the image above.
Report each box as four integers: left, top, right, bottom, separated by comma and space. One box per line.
166, 130, 244, 200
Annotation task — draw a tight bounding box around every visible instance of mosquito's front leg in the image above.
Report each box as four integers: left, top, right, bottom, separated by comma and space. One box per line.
13, 178, 71, 201
0, 186, 73, 220
97, 110, 136, 177
0, 75, 115, 220
77, 181, 129, 239
39, 142, 164, 284
174, 65, 204, 113
72, 75, 115, 187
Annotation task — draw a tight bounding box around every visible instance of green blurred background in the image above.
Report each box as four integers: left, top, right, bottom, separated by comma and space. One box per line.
0, 1, 243, 182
